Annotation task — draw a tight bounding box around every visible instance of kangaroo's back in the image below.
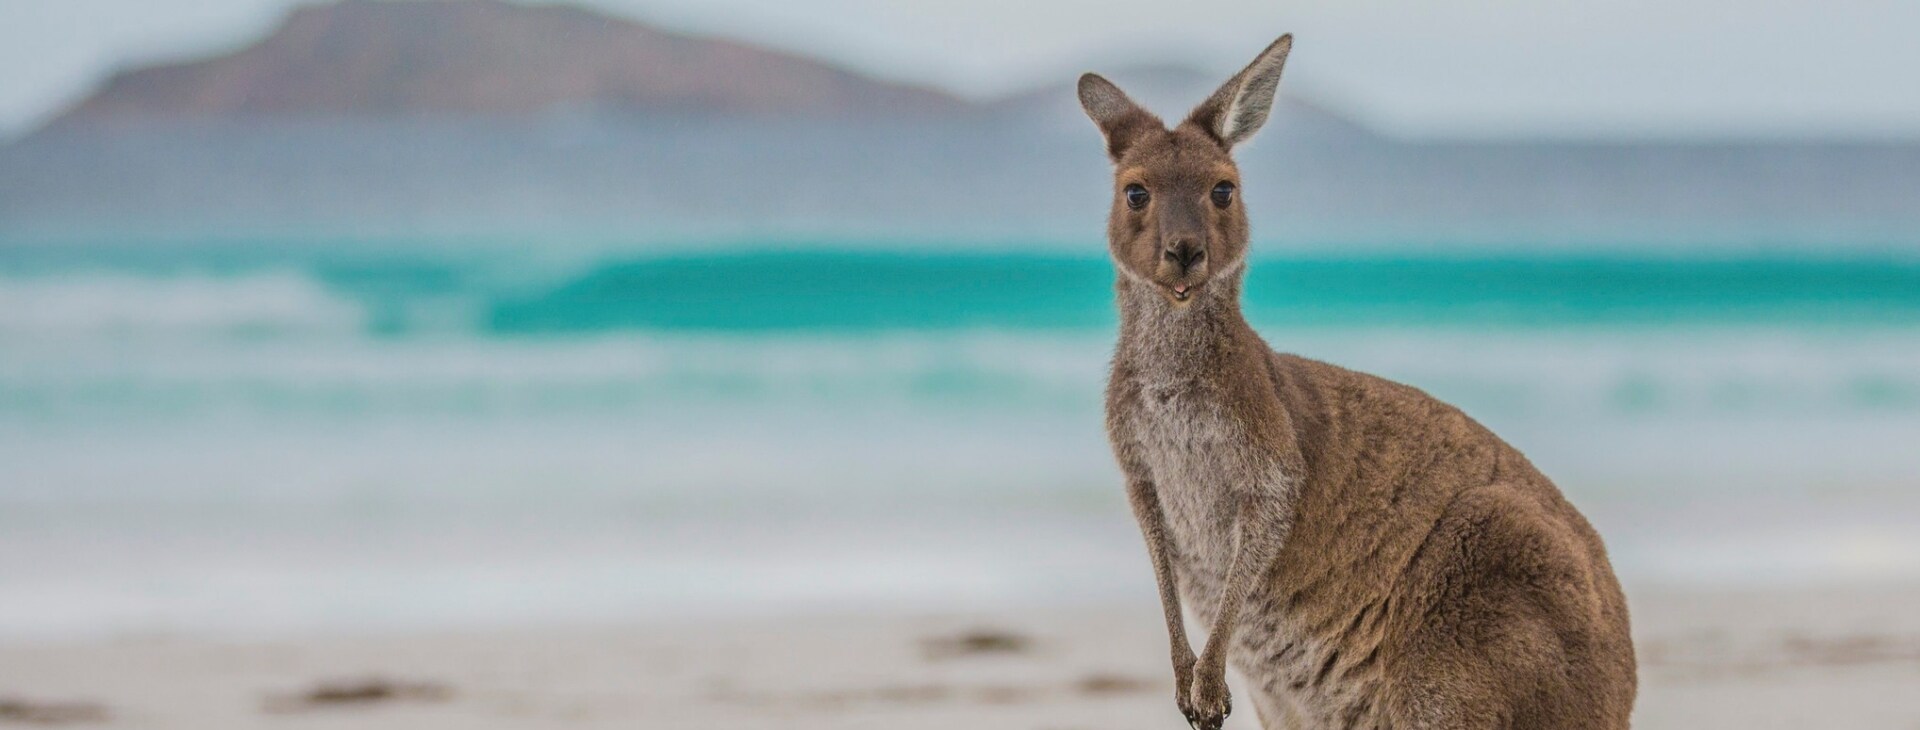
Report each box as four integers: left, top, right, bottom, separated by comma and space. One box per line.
1264, 352, 1638, 727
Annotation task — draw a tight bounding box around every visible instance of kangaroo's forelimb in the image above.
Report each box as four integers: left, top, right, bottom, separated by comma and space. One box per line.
1187, 478, 1292, 730
1125, 470, 1203, 722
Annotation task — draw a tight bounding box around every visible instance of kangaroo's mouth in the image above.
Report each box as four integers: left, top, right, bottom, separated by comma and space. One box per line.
1170, 283, 1193, 301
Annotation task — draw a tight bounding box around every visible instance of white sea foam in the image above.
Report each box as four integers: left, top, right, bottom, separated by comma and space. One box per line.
0, 271, 366, 336
6, 326, 1916, 423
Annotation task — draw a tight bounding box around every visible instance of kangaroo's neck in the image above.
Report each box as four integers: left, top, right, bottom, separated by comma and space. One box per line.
1114, 262, 1260, 378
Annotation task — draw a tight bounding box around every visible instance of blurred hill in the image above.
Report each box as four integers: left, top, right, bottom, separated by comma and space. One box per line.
49, 0, 962, 123
3, 0, 1918, 245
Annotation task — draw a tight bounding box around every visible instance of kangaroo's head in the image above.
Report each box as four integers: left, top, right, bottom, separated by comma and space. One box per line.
1078, 35, 1292, 306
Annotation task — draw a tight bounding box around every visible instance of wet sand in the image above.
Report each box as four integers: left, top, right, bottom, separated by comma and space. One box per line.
3, 583, 1919, 729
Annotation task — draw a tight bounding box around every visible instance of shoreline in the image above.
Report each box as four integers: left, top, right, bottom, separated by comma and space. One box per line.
4, 583, 1919, 728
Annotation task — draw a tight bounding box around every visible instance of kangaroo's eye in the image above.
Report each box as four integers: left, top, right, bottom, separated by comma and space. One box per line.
1124, 184, 1150, 210
1211, 181, 1236, 208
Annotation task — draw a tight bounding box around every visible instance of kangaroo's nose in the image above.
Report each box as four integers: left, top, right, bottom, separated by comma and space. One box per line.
1164, 239, 1206, 271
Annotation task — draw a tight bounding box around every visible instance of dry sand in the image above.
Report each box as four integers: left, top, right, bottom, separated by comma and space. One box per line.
4, 583, 1920, 729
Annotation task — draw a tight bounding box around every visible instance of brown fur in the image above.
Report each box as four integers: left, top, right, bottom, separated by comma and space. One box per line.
1080, 35, 1636, 729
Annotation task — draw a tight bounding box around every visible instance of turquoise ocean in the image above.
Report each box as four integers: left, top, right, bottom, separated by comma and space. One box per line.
4, 237, 1920, 637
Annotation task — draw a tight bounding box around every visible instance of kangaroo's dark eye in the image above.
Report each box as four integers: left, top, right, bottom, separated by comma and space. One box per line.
1211, 181, 1236, 208
1124, 184, 1150, 210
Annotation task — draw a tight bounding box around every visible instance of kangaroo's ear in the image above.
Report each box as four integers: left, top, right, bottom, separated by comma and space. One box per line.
1078, 73, 1163, 161
1187, 34, 1293, 148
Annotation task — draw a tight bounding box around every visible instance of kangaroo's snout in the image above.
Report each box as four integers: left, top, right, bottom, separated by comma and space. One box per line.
1159, 233, 1210, 300
1164, 238, 1206, 272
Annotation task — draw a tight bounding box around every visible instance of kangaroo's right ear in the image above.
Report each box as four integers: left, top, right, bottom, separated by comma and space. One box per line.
1078, 73, 1162, 161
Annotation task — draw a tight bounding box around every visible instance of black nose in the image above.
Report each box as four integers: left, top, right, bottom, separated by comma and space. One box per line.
1164, 240, 1205, 270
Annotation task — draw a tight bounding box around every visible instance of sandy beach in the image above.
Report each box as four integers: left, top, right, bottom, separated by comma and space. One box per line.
4, 583, 1918, 729
5, 2, 1918, 729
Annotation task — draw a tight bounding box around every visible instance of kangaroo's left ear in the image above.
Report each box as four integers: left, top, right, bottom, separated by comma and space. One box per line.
1186, 34, 1293, 148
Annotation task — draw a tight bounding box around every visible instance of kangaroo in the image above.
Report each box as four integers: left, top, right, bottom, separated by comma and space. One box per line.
1080, 35, 1636, 730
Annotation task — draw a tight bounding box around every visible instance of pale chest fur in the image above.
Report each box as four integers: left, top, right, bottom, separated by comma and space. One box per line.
1114, 363, 1266, 618
1110, 295, 1378, 724
1114, 366, 1378, 725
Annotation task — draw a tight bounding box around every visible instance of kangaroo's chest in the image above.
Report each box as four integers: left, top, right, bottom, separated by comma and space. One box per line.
1122, 379, 1379, 725
1119, 374, 1267, 612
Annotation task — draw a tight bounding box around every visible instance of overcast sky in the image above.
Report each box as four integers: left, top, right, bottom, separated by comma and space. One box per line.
3, 0, 1917, 139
